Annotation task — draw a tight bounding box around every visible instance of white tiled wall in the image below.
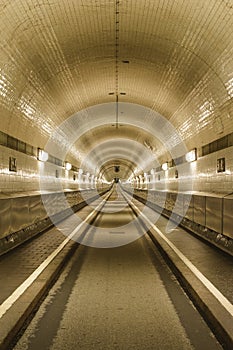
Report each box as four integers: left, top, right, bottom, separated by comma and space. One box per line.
147, 146, 233, 194
0, 145, 82, 193
1, 144, 233, 194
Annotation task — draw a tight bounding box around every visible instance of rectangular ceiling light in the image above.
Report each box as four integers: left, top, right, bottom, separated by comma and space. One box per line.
37, 148, 48, 162
65, 162, 72, 170
185, 148, 197, 162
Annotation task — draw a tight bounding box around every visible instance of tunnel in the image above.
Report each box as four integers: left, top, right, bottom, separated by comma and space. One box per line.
0, 1, 233, 349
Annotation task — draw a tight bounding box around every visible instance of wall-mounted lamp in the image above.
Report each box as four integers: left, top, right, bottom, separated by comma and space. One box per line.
185, 148, 197, 162
37, 148, 48, 162
162, 162, 168, 171
65, 162, 72, 171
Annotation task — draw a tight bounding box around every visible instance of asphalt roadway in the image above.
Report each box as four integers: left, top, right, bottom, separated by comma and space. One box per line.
12, 189, 222, 350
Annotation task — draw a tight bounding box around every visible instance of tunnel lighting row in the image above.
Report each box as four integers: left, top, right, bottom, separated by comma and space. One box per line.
130, 148, 197, 182
36, 149, 104, 183
37, 148, 75, 172
161, 148, 197, 172
38, 147, 197, 183
126, 148, 198, 183
128, 148, 198, 183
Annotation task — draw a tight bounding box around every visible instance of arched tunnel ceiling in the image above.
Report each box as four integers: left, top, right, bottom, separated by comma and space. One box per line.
0, 0, 233, 179
75, 123, 162, 155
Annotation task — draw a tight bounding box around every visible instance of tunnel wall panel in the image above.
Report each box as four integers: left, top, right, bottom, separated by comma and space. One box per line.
0, 199, 11, 239
29, 195, 43, 224
0, 188, 108, 242
125, 187, 233, 256
194, 195, 206, 226
223, 196, 233, 239
11, 197, 30, 233
183, 194, 194, 221
206, 197, 223, 234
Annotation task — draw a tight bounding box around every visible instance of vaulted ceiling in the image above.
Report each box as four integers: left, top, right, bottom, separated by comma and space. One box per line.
0, 0, 232, 180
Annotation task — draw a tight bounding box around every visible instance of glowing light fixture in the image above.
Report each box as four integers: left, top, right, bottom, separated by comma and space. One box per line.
185, 148, 197, 163
162, 162, 168, 171
65, 162, 72, 171
37, 148, 48, 162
